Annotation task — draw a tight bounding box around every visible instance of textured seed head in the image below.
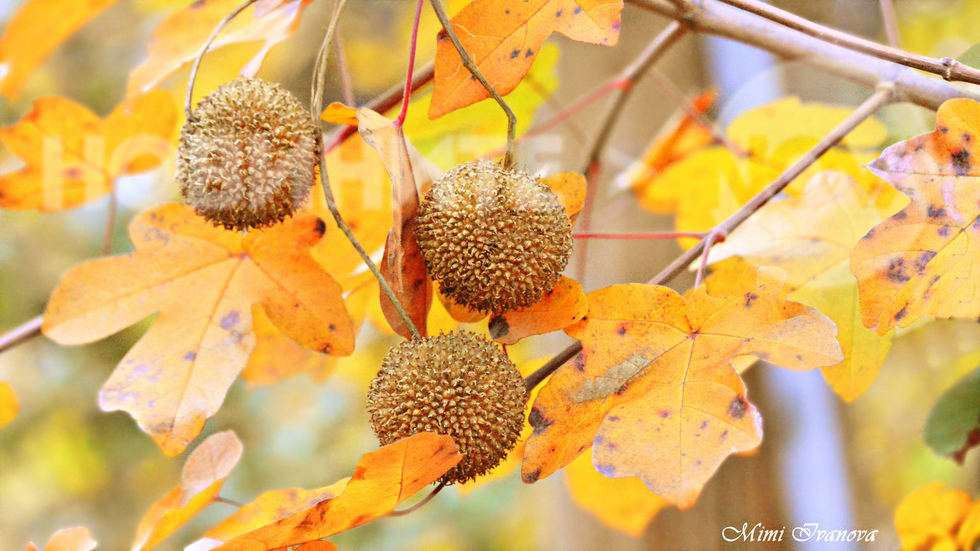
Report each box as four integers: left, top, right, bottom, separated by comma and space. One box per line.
366, 331, 527, 485
176, 77, 319, 231
416, 160, 572, 313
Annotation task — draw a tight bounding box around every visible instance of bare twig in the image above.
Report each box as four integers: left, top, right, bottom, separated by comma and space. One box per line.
310, 0, 350, 118
627, 0, 980, 108
213, 496, 244, 508
0, 316, 43, 355
646, 69, 746, 157
525, 84, 895, 391
101, 185, 118, 256
429, 0, 518, 168
693, 229, 726, 288
388, 481, 446, 516
573, 232, 707, 240
879, 0, 900, 49
185, 0, 259, 118
334, 28, 356, 106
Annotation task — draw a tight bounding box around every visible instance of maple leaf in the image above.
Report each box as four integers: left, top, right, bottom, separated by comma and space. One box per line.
0, 0, 122, 99
357, 108, 443, 338
42, 204, 355, 456
704, 171, 903, 401
852, 98, 980, 334
0, 381, 18, 429
0, 90, 177, 211
25, 527, 97, 551
894, 483, 979, 551
127, 0, 314, 96
521, 267, 843, 507
634, 97, 891, 245
132, 431, 242, 551
429, 0, 622, 118
190, 433, 461, 550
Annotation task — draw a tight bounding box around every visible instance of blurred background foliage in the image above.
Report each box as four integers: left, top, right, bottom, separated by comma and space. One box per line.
0, 0, 978, 550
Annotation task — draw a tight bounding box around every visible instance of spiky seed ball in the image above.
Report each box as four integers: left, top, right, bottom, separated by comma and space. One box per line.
176, 77, 319, 231
416, 160, 572, 314
366, 331, 527, 485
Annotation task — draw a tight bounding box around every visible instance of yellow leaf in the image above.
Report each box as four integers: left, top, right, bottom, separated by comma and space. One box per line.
0, 381, 19, 428
43, 204, 354, 455
132, 431, 243, 551
321, 102, 359, 126
894, 482, 974, 551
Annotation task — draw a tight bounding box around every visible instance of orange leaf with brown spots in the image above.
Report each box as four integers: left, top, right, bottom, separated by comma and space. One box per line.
0, 0, 121, 99
489, 276, 587, 345
0, 90, 177, 211
42, 204, 354, 456
521, 267, 842, 508
852, 98, 980, 335
541, 171, 587, 222
127, 0, 314, 96
132, 431, 243, 551
429, 0, 622, 118
357, 108, 443, 338
196, 433, 461, 550
25, 526, 97, 551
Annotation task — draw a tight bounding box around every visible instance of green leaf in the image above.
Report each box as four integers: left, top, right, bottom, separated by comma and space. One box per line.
924, 366, 980, 463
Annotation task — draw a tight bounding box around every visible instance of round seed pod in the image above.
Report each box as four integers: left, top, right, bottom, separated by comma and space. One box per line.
366, 331, 527, 485
176, 77, 318, 231
416, 160, 572, 313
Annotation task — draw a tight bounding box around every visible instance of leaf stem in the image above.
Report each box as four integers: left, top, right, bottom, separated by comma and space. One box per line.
395, 0, 426, 127
387, 481, 446, 516
0, 315, 43, 356
525, 83, 895, 392
573, 232, 707, 240
334, 28, 356, 107
429, 0, 517, 168
693, 229, 727, 289
101, 184, 118, 256
212, 496, 244, 508
184, 0, 259, 118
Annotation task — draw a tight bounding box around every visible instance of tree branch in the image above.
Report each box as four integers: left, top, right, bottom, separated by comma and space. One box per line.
524, 83, 896, 391
627, 0, 980, 109
0, 316, 43, 355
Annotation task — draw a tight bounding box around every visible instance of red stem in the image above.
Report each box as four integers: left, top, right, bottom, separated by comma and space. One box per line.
693, 229, 727, 288
395, 0, 426, 127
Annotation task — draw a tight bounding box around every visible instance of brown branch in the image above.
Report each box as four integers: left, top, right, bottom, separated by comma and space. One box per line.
525, 83, 895, 391
627, 0, 980, 109
429, 0, 517, 168
0, 316, 43, 355
387, 481, 446, 516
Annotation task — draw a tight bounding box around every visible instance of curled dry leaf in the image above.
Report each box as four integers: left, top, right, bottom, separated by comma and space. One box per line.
194, 433, 461, 550
852, 98, 980, 334
42, 204, 354, 455
357, 108, 443, 339
429, 0, 622, 118
0, 90, 177, 211
522, 267, 843, 507
0, 0, 121, 98
133, 431, 243, 551
127, 0, 315, 95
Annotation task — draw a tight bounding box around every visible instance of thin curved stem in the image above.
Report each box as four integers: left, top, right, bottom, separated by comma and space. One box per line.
212, 496, 244, 508
310, 0, 351, 119
429, 0, 517, 168
0, 316, 42, 355
184, 0, 259, 118
101, 185, 118, 256
387, 481, 446, 516
395, 0, 426, 127
693, 229, 726, 289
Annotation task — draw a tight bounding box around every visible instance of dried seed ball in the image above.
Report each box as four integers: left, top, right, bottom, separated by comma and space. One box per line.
367, 331, 527, 485
416, 160, 572, 313
177, 77, 318, 231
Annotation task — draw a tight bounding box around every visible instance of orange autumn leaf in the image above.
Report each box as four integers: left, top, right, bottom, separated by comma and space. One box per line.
133, 431, 243, 551
852, 98, 980, 335
0, 90, 177, 211
705, 172, 901, 401
201, 433, 461, 550
429, 0, 622, 118
541, 171, 587, 222
0, 0, 121, 99
127, 0, 314, 95
320, 102, 359, 126
0, 381, 18, 429
25, 527, 97, 551
294, 543, 338, 551
564, 452, 669, 537
629, 90, 716, 189
522, 267, 842, 507
357, 108, 442, 339
42, 204, 354, 456
202, 478, 350, 541
489, 276, 587, 345
436, 283, 487, 324
894, 483, 976, 551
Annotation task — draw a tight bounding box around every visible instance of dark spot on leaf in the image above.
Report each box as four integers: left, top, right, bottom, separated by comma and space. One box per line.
556, 9, 563, 16
695, 433, 701, 438
510, 49, 520, 60
895, 306, 909, 321
190, 0, 205, 7
220, 311, 241, 330
914, 251, 936, 273
964, 133, 972, 143
696, 460, 702, 466
728, 395, 748, 419
615, 384, 627, 395
488, 315, 510, 339
744, 292, 759, 308
796, 354, 803, 361
183, 351, 196, 361
939, 226, 951, 237
528, 407, 553, 432
313, 218, 326, 237
612, 21, 620, 30
660, 410, 670, 419
928, 204, 947, 219
525, 49, 534, 58
720, 429, 729, 441
574, 6, 583, 13
952, 149, 971, 175
524, 469, 541, 483
608, 415, 620, 422
893, 210, 908, 220
329, 324, 336, 331
616, 323, 628, 336
940, 125, 949, 134
700, 420, 708, 429
505, 9, 510, 14
886, 258, 911, 283
321, 344, 332, 353
573, 355, 585, 372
